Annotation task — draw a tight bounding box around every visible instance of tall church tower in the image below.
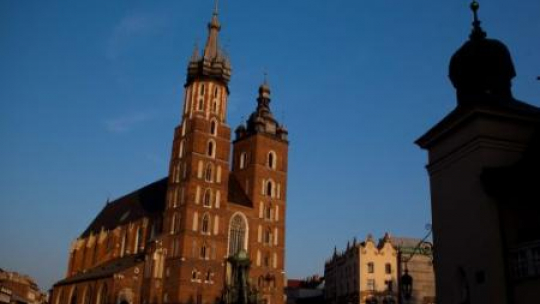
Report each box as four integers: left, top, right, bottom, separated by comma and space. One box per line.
232, 82, 289, 304
162, 5, 233, 304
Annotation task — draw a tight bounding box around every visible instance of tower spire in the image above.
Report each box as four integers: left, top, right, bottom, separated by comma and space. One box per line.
203, 0, 222, 60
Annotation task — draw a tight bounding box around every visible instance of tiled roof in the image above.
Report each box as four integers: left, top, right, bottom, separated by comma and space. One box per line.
80, 178, 168, 238
55, 254, 144, 286
227, 174, 253, 207
390, 237, 423, 249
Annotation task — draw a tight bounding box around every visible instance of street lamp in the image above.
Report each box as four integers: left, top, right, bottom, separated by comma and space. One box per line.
400, 269, 413, 300
399, 225, 433, 304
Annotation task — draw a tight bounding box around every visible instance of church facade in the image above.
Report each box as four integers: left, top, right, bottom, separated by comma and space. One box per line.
51, 7, 289, 304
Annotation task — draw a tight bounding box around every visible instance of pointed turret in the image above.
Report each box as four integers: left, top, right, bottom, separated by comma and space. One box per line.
203, 4, 221, 60
235, 77, 288, 141
186, 1, 231, 86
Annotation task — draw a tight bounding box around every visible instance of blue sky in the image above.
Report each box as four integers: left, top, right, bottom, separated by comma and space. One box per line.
1, 0, 539, 291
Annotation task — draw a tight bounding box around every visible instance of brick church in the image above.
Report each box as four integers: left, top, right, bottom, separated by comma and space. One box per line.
51, 5, 289, 304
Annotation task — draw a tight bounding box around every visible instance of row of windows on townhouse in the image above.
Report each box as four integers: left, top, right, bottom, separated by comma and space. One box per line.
238, 150, 278, 170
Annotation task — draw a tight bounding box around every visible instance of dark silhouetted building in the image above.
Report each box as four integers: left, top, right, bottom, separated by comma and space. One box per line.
416, 2, 540, 303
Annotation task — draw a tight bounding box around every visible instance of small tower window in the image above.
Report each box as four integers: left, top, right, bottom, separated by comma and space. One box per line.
239, 152, 247, 169
264, 229, 272, 245
210, 120, 217, 136
198, 98, 204, 111
265, 205, 272, 220
266, 180, 274, 197
203, 189, 212, 207
200, 243, 208, 259
214, 87, 219, 98
200, 84, 205, 95
205, 163, 214, 182
212, 100, 218, 113
207, 140, 215, 158
268, 151, 277, 169
201, 214, 210, 234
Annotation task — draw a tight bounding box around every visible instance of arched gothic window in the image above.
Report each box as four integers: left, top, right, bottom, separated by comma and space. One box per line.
200, 84, 205, 95
198, 98, 204, 111
207, 140, 215, 158
203, 189, 212, 207
264, 229, 272, 245
201, 214, 210, 234
205, 163, 214, 182
266, 180, 274, 197
265, 205, 272, 220
200, 243, 208, 259
228, 214, 247, 256
268, 151, 277, 169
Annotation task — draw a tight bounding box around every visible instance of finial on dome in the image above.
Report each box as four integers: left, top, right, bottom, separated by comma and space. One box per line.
263, 70, 269, 85
214, 0, 219, 16
469, 1, 487, 40
259, 71, 271, 98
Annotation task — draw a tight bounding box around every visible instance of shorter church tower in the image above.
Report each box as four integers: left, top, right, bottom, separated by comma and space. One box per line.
232, 81, 289, 304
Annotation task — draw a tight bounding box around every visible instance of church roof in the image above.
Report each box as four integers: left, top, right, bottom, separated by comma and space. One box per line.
54, 254, 145, 286
227, 174, 253, 207
81, 173, 254, 238
80, 178, 168, 238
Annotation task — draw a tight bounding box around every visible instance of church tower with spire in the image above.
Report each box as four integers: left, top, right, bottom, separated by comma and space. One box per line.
49, 3, 288, 304
161, 3, 289, 304
161, 4, 233, 304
